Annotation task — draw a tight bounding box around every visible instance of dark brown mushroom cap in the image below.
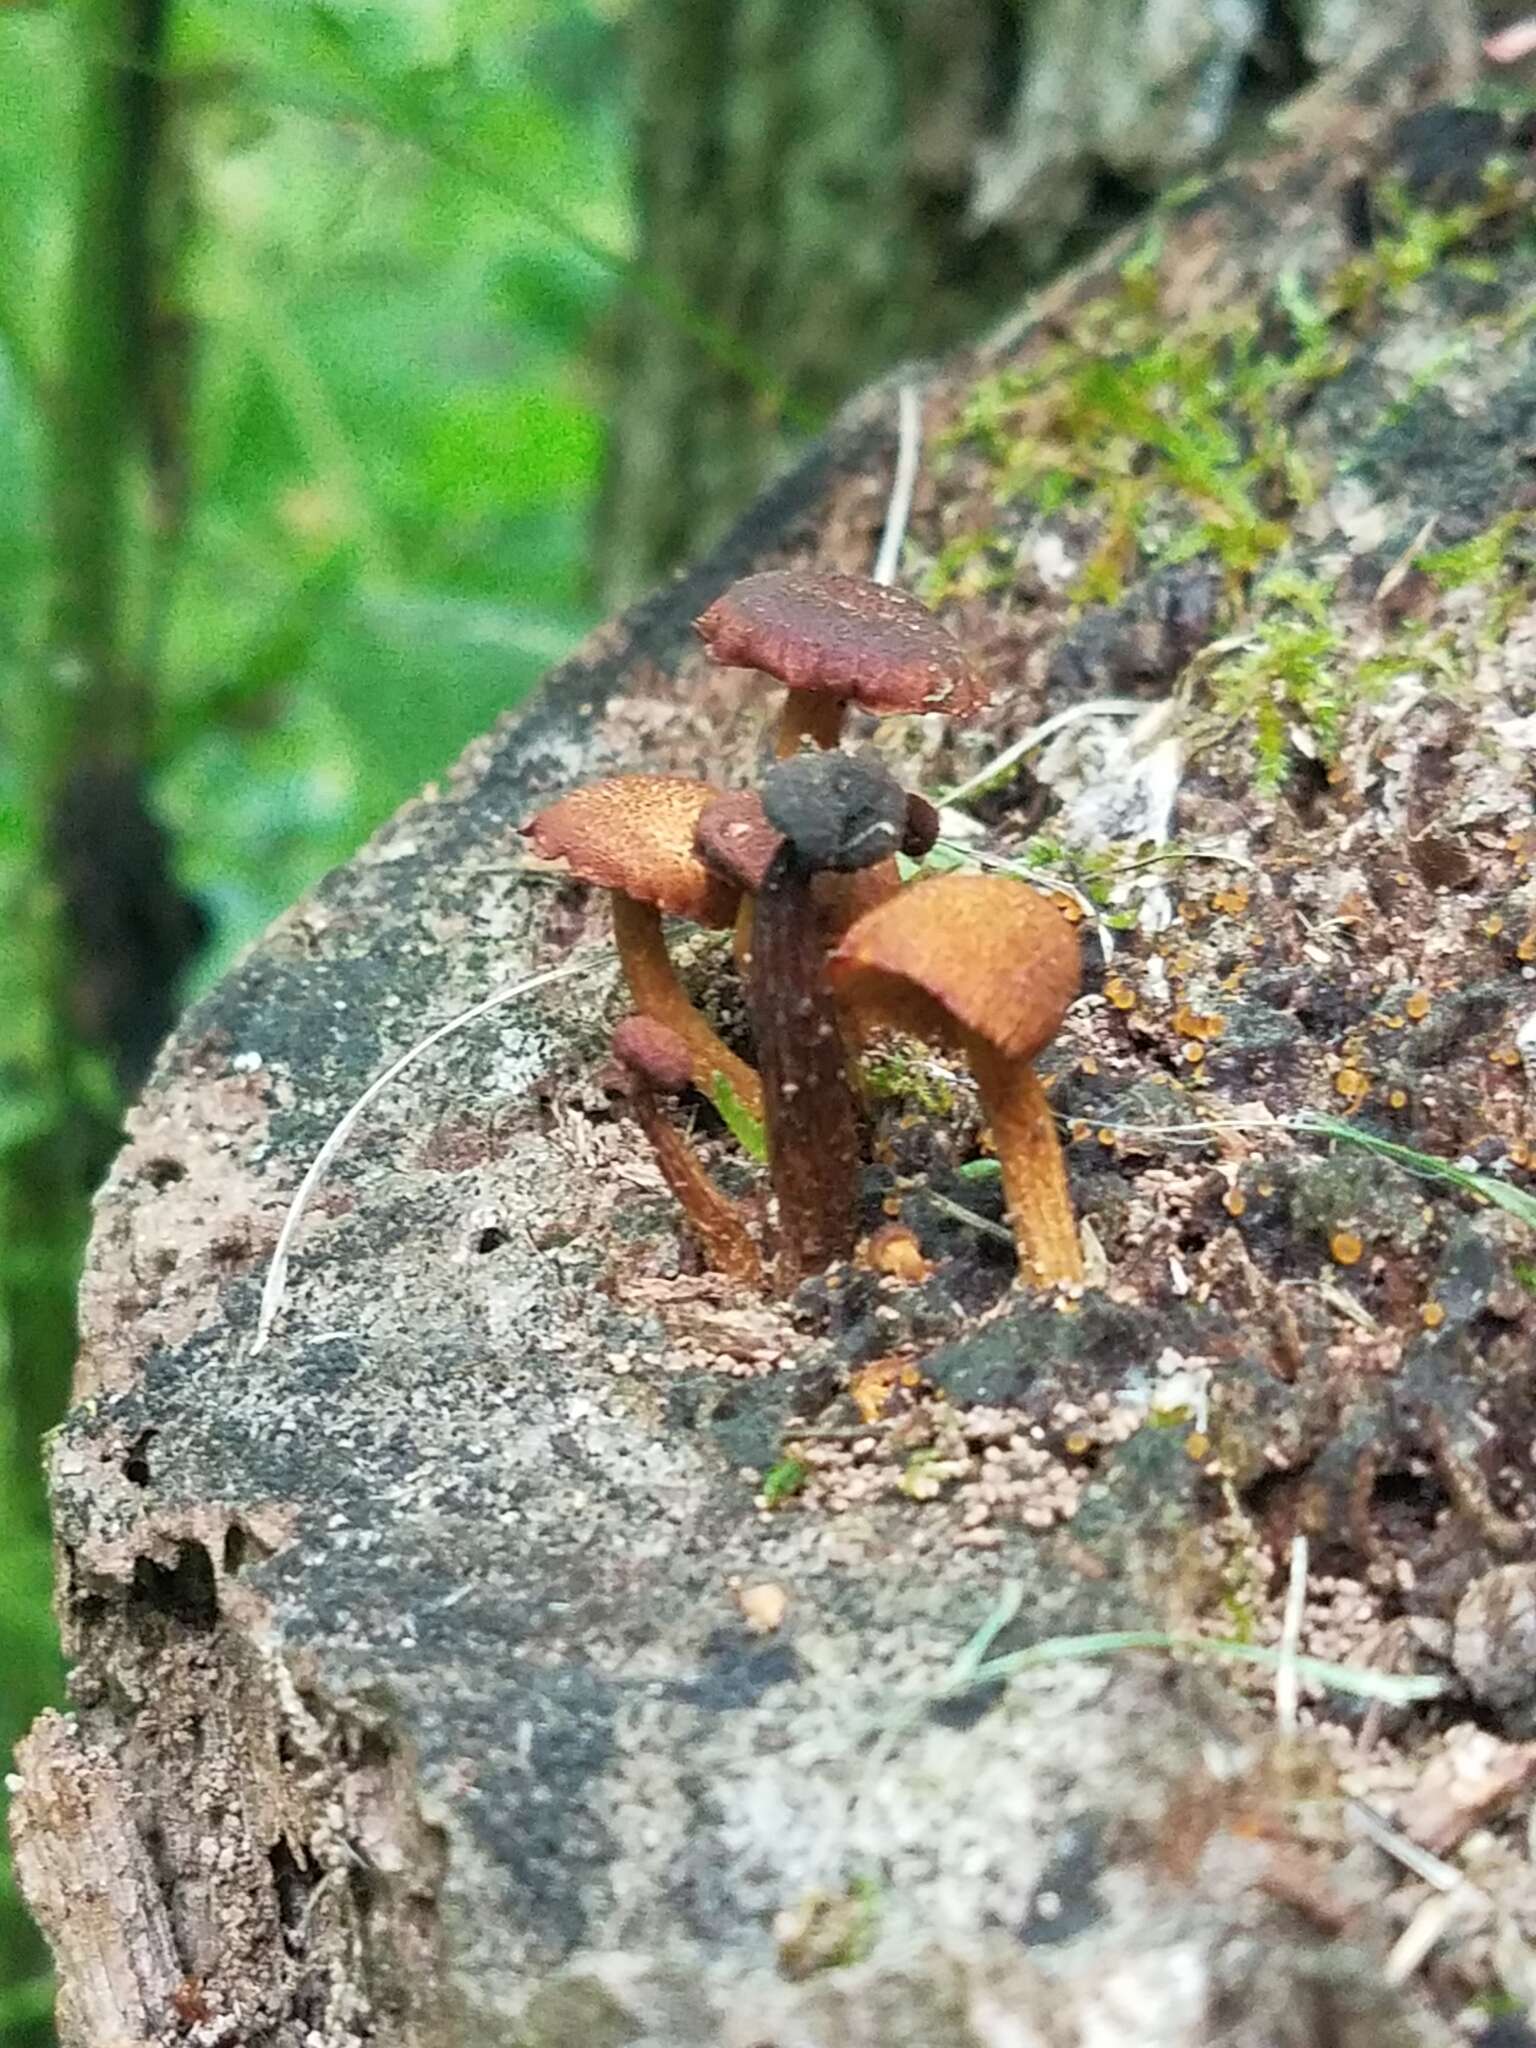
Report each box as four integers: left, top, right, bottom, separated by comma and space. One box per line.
759, 749, 909, 874
522, 776, 740, 926
695, 570, 990, 718
901, 793, 942, 860
612, 1015, 695, 1095
826, 872, 1081, 1063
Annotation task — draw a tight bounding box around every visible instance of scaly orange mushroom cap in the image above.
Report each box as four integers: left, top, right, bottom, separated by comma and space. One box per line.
827, 871, 1083, 1288
695, 570, 991, 758
610, 1015, 762, 1289
522, 776, 762, 1121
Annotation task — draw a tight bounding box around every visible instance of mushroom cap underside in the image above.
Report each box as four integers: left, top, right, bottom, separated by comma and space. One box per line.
827, 870, 1082, 1063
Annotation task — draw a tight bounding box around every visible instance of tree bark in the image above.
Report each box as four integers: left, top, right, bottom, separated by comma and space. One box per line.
31, 11, 1536, 2046
595, 0, 1465, 605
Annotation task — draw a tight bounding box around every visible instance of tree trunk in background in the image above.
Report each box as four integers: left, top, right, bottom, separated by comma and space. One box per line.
0, 2, 203, 2034
595, 0, 1022, 603
596, 0, 1485, 606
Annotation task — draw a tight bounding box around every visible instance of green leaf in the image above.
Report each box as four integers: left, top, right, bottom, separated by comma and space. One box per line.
417, 386, 603, 518
709, 1074, 767, 1163
761, 1457, 807, 1507
0, 1972, 53, 2033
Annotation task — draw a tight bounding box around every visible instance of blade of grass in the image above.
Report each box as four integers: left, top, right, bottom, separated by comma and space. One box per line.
709, 1074, 766, 1163
1296, 1112, 1536, 1232
944, 1580, 1024, 1689
959, 1628, 1446, 1705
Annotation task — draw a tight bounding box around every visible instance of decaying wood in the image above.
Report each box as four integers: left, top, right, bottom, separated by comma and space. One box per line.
21, 7, 1536, 2044
11, 1714, 182, 2048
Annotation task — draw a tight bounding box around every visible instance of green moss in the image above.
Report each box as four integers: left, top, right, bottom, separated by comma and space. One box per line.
1204, 564, 1474, 791
945, 152, 1526, 618
1206, 572, 1350, 793
1334, 167, 1524, 309
898, 1447, 947, 1499
945, 257, 1348, 596
919, 530, 1012, 605
776, 1878, 882, 1980
860, 1046, 957, 1116
940, 156, 1534, 788
1418, 510, 1531, 591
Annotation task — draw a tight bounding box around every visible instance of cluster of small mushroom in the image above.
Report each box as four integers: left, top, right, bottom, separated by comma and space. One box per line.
523, 569, 1085, 1296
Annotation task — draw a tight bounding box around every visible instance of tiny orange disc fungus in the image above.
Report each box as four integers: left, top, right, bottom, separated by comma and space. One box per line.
828, 871, 1084, 1288
522, 775, 762, 1122
695, 569, 991, 758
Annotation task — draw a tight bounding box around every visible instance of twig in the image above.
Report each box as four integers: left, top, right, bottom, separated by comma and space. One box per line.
921, 1188, 1016, 1246
1284, 1277, 1378, 1332
1276, 1534, 1308, 1737
1385, 1886, 1487, 1987
1374, 513, 1439, 606
939, 699, 1146, 809
961, 1630, 1445, 1704
1348, 1802, 1464, 1892
1096, 844, 1261, 879
784, 1421, 900, 1443
1422, 1407, 1531, 1559
251, 951, 610, 1353
872, 383, 922, 586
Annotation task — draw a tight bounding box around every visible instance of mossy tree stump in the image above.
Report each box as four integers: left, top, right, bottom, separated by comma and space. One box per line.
17, 18, 1536, 2046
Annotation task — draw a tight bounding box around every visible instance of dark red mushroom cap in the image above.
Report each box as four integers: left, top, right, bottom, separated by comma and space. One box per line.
612, 1015, 695, 1095
695, 570, 990, 718
522, 776, 740, 927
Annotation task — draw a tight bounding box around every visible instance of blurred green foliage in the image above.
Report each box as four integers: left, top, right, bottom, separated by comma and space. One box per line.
0, 3, 631, 2037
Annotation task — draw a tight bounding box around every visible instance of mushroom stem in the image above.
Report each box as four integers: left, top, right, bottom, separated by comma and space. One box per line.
612, 892, 763, 1122
774, 692, 845, 758
735, 862, 901, 996
815, 865, 900, 1058
625, 1081, 763, 1289
961, 1030, 1083, 1288
753, 850, 863, 1289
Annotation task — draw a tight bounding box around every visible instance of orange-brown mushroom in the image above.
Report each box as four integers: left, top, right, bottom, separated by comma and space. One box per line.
695, 570, 990, 758
609, 1016, 763, 1288
522, 776, 762, 1121
827, 872, 1084, 1288
815, 787, 943, 953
